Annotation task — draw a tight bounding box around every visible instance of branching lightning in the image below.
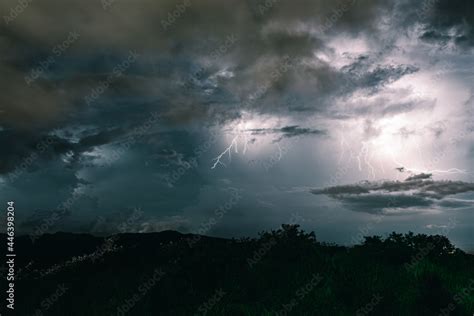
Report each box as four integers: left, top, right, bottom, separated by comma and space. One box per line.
276, 143, 282, 161
339, 130, 377, 180
338, 125, 469, 181
211, 127, 255, 169
211, 135, 240, 169
390, 152, 467, 176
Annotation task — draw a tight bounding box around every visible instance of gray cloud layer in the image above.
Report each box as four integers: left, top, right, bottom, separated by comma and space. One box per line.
0, 0, 472, 235
2, 0, 466, 128
311, 174, 474, 214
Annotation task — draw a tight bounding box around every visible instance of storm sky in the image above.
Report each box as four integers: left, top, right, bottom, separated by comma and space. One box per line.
0, 0, 473, 250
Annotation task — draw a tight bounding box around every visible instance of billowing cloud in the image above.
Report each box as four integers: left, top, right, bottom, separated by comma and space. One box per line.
311, 174, 474, 214
0, 0, 472, 245
247, 125, 326, 142
0, 0, 429, 129
419, 0, 474, 48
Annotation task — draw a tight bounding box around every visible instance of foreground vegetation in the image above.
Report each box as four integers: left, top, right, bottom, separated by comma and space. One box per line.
7, 225, 474, 315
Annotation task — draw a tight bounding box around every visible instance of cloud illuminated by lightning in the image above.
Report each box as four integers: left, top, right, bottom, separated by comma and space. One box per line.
339, 128, 378, 180
337, 118, 469, 181
211, 113, 283, 169
211, 134, 243, 169
211, 116, 255, 169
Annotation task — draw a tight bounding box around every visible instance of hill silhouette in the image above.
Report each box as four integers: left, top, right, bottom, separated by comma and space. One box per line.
3, 225, 474, 315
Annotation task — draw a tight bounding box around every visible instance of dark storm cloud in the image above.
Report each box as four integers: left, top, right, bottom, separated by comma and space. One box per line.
419, 30, 453, 46
0, 0, 466, 130
247, 125, 326, 142
279, 125, 326, 139
0, 63, 73, 129
311, 174, 474, 214
405, 173, 433, 181
0, 0, 464, 142
0, 0, 402, 129
358, 64, 419, 92
0, 130, 72, 174
341, 57, 419, 94
76, 129, 124, 151
419, 0, 474, 48
0, 127, 128, 176
1, 0, 472, 233
0, 0, 456, 162
311, 174, 474, 199
12, 127, 206, 234
333, 86, 435, 120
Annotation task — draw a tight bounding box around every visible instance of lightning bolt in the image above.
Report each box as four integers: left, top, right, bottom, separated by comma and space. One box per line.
338, 130, 347, 165
355, 142, 376, 179
378, 156, 386, 174
211, 135, 239, 169
390, 152, 467, 176
340, 126, 469, 180
339, 127, 357, 166
365, 144, 376, 179
211, 130, 253, 169
339, 129, 377, 180
406, 167, 466, 175
276, 143, 282, 161
211, 124, 292, 170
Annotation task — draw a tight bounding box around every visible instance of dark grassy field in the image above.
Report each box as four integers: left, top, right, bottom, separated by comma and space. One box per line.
3, 225, 474, 315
